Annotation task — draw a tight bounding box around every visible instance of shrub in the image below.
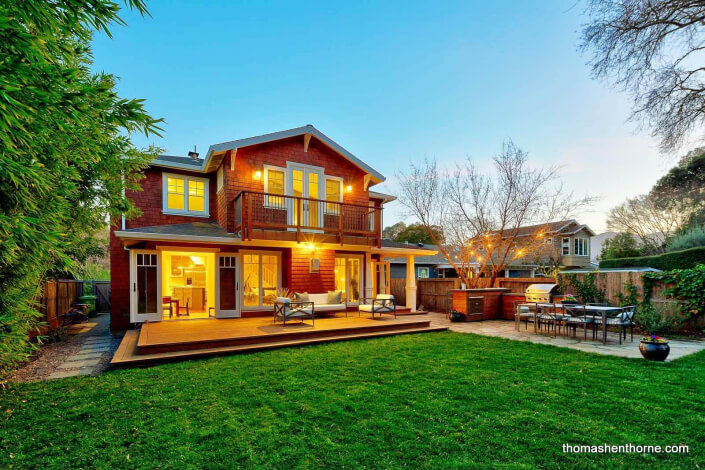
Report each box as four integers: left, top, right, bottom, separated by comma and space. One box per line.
599, 247, 705, 270
557, 272, 606, 304
635, 303, 681, 335
644, 265, 705, 318
667, 225, 705, 252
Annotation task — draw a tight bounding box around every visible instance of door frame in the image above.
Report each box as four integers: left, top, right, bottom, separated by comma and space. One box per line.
372, 261, 391, 297
216, 253, 241, 318
129, 249, 162, 323
286, 162, 324, 232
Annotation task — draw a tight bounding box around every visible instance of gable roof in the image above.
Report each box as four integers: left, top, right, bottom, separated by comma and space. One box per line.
148, 125, 385, 184
488, 219, 595, 238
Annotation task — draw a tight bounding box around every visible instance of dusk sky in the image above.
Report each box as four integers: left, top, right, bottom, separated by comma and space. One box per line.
92, 0, 678, 233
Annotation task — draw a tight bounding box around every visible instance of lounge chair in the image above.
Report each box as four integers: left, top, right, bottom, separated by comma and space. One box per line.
358, 294, 396, 319
273, 297, 315, 326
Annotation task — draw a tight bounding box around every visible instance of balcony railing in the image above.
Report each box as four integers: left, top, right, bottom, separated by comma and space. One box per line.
234, 191, 382, 246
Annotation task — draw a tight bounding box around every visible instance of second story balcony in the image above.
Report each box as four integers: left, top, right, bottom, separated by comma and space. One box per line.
234, 191, 382, 247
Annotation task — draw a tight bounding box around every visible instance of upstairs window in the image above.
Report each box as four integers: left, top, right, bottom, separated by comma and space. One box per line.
162, 173, 209, 216
264, 166, 285, 207
325, 177, 342, 213
574, 238, 589, 256
562, 237, 570, 255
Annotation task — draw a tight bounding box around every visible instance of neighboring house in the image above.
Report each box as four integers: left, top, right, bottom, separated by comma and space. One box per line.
487, 219, 595, 277
387, 243, 459, 279
110, 125, 435, 329
386, 220, 595, 280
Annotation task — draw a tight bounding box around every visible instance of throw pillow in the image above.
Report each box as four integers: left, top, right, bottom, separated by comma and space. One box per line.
327, 290, 342, 304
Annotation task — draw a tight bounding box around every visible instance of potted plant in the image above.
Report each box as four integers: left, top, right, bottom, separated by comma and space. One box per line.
639, 335, 670, 361
560, 294, 579, 305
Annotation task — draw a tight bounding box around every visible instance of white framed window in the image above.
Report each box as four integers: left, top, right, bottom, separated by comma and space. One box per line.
325, 176, 343, 213
574, 238, 589, 256
217, 165, 224, 193
162, 173, 209, 217
417, 267, 430, 279
242, 250, 281, 308
562, 237, 570, 255
263, 165, 286, 207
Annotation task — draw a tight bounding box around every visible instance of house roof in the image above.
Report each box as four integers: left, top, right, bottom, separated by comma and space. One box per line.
369, 190, 397, 204
488, 219, 595, 238
117, 222, 237, 240
385, 243, 454, 265
148, 125, 385, 184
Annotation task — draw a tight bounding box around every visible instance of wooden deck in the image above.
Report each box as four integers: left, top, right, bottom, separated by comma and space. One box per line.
111, 314, 446, 367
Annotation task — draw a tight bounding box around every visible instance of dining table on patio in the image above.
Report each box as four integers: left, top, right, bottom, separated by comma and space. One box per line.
519, 303, 624, 344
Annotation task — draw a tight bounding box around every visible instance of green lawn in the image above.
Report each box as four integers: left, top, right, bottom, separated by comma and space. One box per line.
1, 332, 703, 469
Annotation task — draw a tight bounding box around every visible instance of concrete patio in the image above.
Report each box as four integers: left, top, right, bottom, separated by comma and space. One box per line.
427, 312, 705, 360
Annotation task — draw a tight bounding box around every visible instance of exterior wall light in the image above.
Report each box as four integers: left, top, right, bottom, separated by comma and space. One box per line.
254, 170, 262, 180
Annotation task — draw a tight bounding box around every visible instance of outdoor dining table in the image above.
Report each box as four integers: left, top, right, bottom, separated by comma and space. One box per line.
519, 303, 623, 344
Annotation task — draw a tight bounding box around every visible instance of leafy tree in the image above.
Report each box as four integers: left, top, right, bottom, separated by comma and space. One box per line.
382, 221, 406, 240
393, 223, 443, 245
652, 147, 705, 230
581, 1, 705, 153
599, 233, 644, 260
0, 0, 162, 374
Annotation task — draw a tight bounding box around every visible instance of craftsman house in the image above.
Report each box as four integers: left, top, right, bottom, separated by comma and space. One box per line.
110, 125, 434, 331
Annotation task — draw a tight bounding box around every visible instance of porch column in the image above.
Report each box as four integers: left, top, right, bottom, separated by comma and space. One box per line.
364, 254, 373, 299
405, 254, 417, 311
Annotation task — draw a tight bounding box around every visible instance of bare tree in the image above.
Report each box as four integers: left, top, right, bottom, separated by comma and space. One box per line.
397, 141, 595, 288
581, 0, 705, 153
606, 193, 687, 252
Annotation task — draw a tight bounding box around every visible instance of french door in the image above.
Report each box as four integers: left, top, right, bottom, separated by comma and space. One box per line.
287, 164, 324, 231
216, 254, 240, 318
372, 261, 391, 297
130, 250, 161, 322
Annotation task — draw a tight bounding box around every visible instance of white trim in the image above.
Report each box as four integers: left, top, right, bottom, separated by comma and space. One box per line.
129, 249, 162, 323
573, 237, 590, 257
162, 172, 210, 217
562, 237, 571, 255
216, 253, 241, 318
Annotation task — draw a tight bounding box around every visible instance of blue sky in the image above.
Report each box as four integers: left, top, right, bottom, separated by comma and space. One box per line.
92, 0, 675, 232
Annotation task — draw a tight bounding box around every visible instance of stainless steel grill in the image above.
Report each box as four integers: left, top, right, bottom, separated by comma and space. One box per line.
525, 284, 559, 303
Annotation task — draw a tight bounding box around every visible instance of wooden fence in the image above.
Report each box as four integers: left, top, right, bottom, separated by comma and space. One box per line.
390, 277, 553, 312
94, 281, 111, 313
39, 279, 85, 330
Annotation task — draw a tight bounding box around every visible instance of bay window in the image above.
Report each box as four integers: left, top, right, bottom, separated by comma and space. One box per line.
574, 238, 589, 256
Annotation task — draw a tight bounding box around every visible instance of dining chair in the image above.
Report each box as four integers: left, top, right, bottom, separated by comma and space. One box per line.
176, 298, 190, 317
162, 296, 174, 318
595, 306, 636, 344
564, 305, 595, 341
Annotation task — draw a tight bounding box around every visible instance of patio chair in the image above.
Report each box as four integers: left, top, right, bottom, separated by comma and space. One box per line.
162, 296, 176, 318
593, 306, 636, 344
564, 304, 596, 341
537, 303, 565, 337
515, 301, 536, 331
273, 297, 315, 326
358, 294, 396, 319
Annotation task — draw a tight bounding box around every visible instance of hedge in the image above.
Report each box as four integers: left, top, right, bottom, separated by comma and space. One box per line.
599, 247, 705, 270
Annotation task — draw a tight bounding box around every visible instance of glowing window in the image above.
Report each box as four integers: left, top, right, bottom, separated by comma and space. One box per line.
162, 173, 209, 216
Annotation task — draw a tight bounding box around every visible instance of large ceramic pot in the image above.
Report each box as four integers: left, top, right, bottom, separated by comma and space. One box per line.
639, 341, 670, 361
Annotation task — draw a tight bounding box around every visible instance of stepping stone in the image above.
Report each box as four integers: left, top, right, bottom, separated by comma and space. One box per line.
66, 352, 105, 361
81, 340, 112, 347
58, 358, 101, 369
79, 346, 112, 353
47, 369, 93, 380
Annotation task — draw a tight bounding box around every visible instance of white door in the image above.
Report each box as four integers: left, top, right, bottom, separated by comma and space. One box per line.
130, 250, 161, 322
216, 254, 240, 318
288, 164, 324, 231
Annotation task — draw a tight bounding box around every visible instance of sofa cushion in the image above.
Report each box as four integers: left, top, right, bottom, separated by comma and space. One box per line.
314, 304, 345, 312
327, 290, 342, 304
308, 293, 329, 305
294, 292, 309, 302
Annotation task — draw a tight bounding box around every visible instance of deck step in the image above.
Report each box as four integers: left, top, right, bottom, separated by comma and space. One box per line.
111, 326, 448, 368
137, 319, 432, 355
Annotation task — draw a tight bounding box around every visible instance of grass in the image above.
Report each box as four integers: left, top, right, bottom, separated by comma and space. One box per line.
1, 332, 704, 469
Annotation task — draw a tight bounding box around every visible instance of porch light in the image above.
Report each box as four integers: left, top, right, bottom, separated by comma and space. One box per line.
345, 184, 352, 193
253, 170, 262, 180
306, 242, 317, 253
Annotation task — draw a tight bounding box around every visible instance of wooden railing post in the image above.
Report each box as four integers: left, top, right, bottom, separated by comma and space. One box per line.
246, 192, 252, 241
296, 197, 302, 243
338, 203, 343, 245
375, 206, 382, 247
